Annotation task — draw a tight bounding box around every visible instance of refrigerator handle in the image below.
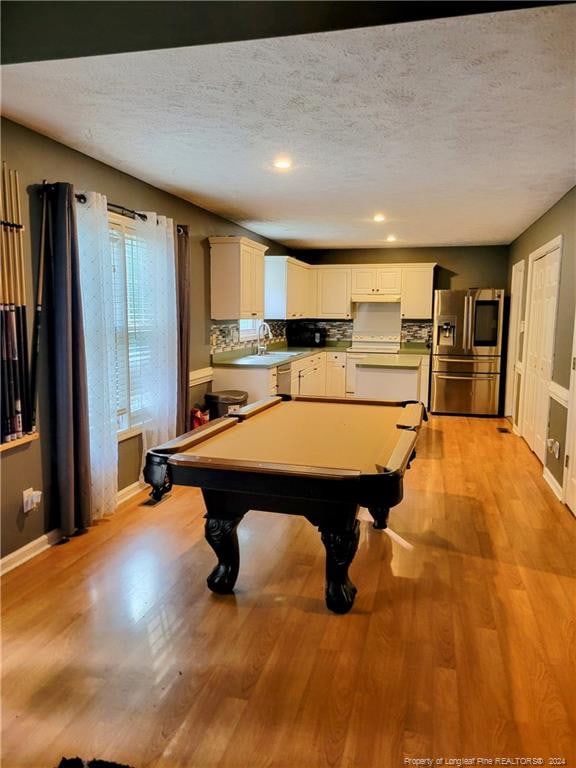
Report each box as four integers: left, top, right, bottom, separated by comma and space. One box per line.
466, 294, 473, 351
462, 295, 469, 351
435, 374, 498, 380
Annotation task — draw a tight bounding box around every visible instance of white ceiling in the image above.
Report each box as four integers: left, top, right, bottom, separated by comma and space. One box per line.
2, 5, 575, 249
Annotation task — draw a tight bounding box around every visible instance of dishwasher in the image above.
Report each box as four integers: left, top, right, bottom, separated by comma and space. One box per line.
277, 363, 293, 395
277, 359, 316, 396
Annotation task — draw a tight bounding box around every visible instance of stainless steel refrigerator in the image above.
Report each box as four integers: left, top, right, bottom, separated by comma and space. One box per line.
431, 288, 504, 415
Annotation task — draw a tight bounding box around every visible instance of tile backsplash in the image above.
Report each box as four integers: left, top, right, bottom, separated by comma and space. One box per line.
309, 320, 353, 341
211, 320, 286, 354
211, 318, 433, 353
401, 320, 433, 345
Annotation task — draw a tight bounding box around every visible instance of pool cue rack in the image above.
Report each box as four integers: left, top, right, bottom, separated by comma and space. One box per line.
0, 161, 38, 451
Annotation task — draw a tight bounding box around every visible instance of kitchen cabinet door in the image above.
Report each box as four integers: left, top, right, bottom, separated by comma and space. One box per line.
376, 268, 401, 294
265, 256, 310, 319
351, 268, 377, 294
316, 269, 352, 319
351, 267, 400, 296
401, 267, 434, 319
288, 262, 307, 319
250, 246, 265, 318
210, 236, 267, 319
326, 355, 346, 397
307, 268, 318, 317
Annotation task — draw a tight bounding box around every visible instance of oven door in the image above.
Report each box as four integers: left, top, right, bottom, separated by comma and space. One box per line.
431, 372, 499, 415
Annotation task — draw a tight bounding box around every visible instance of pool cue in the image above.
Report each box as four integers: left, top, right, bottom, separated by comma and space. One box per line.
0, 185, 12, 442
29, 184, 48, 433
11, 169, 32, 434
0, 175, 17, 441
2, 163, 22, 439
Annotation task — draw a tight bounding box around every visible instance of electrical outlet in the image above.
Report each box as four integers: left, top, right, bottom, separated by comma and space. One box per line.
22, 488, 42, 514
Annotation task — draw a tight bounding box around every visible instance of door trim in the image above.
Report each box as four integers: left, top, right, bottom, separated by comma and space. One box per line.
518, 235, 563, 443
562, 303, 576, 516
505, 260, 525, 417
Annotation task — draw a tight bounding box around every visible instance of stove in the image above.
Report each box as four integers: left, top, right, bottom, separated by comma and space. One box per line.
347, 333, 400, 353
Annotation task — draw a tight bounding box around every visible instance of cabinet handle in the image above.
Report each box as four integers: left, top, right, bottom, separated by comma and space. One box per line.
251, 313, 257, 316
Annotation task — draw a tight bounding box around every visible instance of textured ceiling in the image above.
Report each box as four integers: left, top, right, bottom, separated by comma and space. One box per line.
2, 5, 575, 248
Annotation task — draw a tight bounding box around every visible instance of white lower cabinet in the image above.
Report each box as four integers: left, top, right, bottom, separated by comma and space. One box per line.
297, 353, 326, 396
419, 354, 431, 408
345, 352, 431, 404
325, 352, 346, 397
355, 366, 420, 401
212, 366, 277, 404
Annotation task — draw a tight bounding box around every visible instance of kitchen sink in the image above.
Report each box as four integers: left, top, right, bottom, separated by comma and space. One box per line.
236, 352, 303, 363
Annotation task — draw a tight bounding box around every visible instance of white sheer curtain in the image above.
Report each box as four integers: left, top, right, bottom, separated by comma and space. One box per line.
75, 192, 118, 519
134, 212, 178, 453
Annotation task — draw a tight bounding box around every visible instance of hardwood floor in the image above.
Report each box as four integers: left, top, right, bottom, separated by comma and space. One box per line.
2, 416, 575, 767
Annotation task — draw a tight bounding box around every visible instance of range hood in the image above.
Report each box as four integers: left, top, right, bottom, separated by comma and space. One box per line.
351, 293, 401, 303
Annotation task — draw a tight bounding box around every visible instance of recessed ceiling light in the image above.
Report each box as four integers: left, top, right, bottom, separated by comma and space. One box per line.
386, 235, 397, 242
274, 157, 292, 170
373, 213, 386, 222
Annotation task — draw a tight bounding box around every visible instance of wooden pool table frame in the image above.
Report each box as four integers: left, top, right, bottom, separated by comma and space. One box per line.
144, 395, 425, 614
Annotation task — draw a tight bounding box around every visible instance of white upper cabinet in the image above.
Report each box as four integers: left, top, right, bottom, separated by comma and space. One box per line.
351, 267, 401, 297
376, 268, 402, 294
307, 268, 318, 318
210, 236, 268, 319
401, 265, 436, 319
265, 256, 310, 319
316, 268, 352, 319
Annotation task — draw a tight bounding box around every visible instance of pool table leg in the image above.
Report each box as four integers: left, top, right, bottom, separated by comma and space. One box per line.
204, 516, 245, 594
369, 507, 390, 530
320, 520, 360, 614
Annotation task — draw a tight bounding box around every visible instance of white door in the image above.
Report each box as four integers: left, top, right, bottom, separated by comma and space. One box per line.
505, 261, 525, 418
522, 247, 560, 462
564, 306, 576, 515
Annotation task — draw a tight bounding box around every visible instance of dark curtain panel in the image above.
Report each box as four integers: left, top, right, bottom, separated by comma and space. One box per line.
176, 225, 191, 434
44, 183, 92, 535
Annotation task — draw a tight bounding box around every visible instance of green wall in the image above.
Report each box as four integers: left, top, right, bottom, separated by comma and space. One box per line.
0, 118, 289, 558
299, 245, 510, 290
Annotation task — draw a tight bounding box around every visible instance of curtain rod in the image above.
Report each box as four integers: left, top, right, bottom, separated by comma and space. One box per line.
41, 185, 183, 230
74, 193, 148, 222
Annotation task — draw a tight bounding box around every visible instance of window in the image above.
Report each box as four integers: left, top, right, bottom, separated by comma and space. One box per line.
239, 318, 259, 341
109, 214, 153, 431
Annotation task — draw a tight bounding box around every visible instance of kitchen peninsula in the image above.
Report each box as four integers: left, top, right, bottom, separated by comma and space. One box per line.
354, 354, 421, 401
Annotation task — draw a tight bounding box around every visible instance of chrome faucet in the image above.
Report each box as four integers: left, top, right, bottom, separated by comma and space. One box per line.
257, 321, 272, 355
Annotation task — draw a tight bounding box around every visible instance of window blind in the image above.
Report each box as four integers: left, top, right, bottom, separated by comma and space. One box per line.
109, 219, 156, 431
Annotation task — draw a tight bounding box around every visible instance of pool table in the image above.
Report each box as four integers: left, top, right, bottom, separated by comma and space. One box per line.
144, 395, 425, 614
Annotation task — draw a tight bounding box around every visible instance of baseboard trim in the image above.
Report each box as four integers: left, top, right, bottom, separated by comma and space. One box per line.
1, 528, 62, 576
117, 480, 147, 505
543, 467, 564, 501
